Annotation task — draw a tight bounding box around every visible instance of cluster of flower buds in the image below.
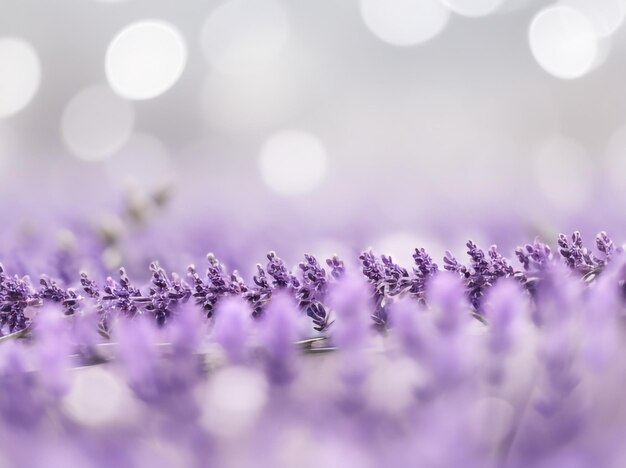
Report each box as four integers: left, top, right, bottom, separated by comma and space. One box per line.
0, 231, 621, 339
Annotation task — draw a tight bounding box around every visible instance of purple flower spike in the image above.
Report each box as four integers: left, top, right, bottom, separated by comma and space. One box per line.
245, 264, 272, 317
115, 316, 159, 393
595, 231, 621, 270
0, 342, 44, 428
326, 255, 345, 279
35, 305, 71, 399
0, 263, 37, 334
296, 254, 327, 307
188, 253, 236, 318
116, 316, 200, 416
38, 275, 82, 316
79, 271, 100, 300
411, 247, 438, 301
294, 253, 336, 332
581, 259, 622, 370
482, 278, 526, 355
359, 250, 385, 286
514, 237, 553, 293
144, 261, 191, 326
327, 273, 373, 404
444, 241, 514, 310
359, 250, 388, 330
557, 231, 599, 275
213, 296, 253, 364
306, 302, 334, 332
359, 250, 413, 330
102, 267, 142, 317
515, 238, 553, 272
427, 271, 470, 335
258, 291, 300, 385
380, 254, 412, 297
388, 297, 427, 359
266, 251, 299, 289
328, 273, 372, 351
166, 301, 205, 356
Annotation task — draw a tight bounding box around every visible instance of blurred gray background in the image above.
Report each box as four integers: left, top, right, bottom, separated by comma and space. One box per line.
1, 0, 625, 263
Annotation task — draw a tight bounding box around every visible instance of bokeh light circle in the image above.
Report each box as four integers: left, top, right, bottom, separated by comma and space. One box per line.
201, 367, 268, 437
200, 0, 290, 74
559, 0, 626, 38
360, 0, 450, 46
64, 367, 132, 426
61, 85, 135, 162
529, 6, 598, 79
106, 20, 187, 100
0, 37, 41, 118
259, 130, 328, 196
441, 0, 503, 17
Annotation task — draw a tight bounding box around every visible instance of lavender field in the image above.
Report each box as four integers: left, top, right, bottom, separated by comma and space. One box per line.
2, 0, 626, 467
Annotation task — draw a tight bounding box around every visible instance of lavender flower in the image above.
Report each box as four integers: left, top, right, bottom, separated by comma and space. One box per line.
411, 247, 438, 301
266, 251, 299, 289
306, 302, 333, 332
0, 263, 37, 334
326, 255, 345, 279
359, 251, 414, 330
296, 254, 327, 307
38, 275, 81, 316
295, 254, 336, 332
143, 261, 191, 326
0, 342, 45, 429
212, 296, 253, 364
245, 264, 272, 317
187, 253, 235, 318
515, 238, 553, 273
444, 241, 514, 310
258, 292, 300, 385
595, 230, 620, 267
557, 231, 600, 276
101, 267, 142, 316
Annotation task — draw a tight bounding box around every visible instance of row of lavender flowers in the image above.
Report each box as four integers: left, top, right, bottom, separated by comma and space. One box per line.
0, 229, 624, 466
0, 231, 619, 337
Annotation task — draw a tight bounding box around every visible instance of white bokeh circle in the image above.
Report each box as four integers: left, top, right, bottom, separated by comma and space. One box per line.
360, 0, 450, 46
63, 367, 133, 426
259, 130, 328, 196
529, 6, 598, 79
0, 37, 41, 118
200, 0, 290, 74
201, 367, 268, 437
61, 85, 135, 162
106, 20, 187, 100
559, 0, 626, 38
